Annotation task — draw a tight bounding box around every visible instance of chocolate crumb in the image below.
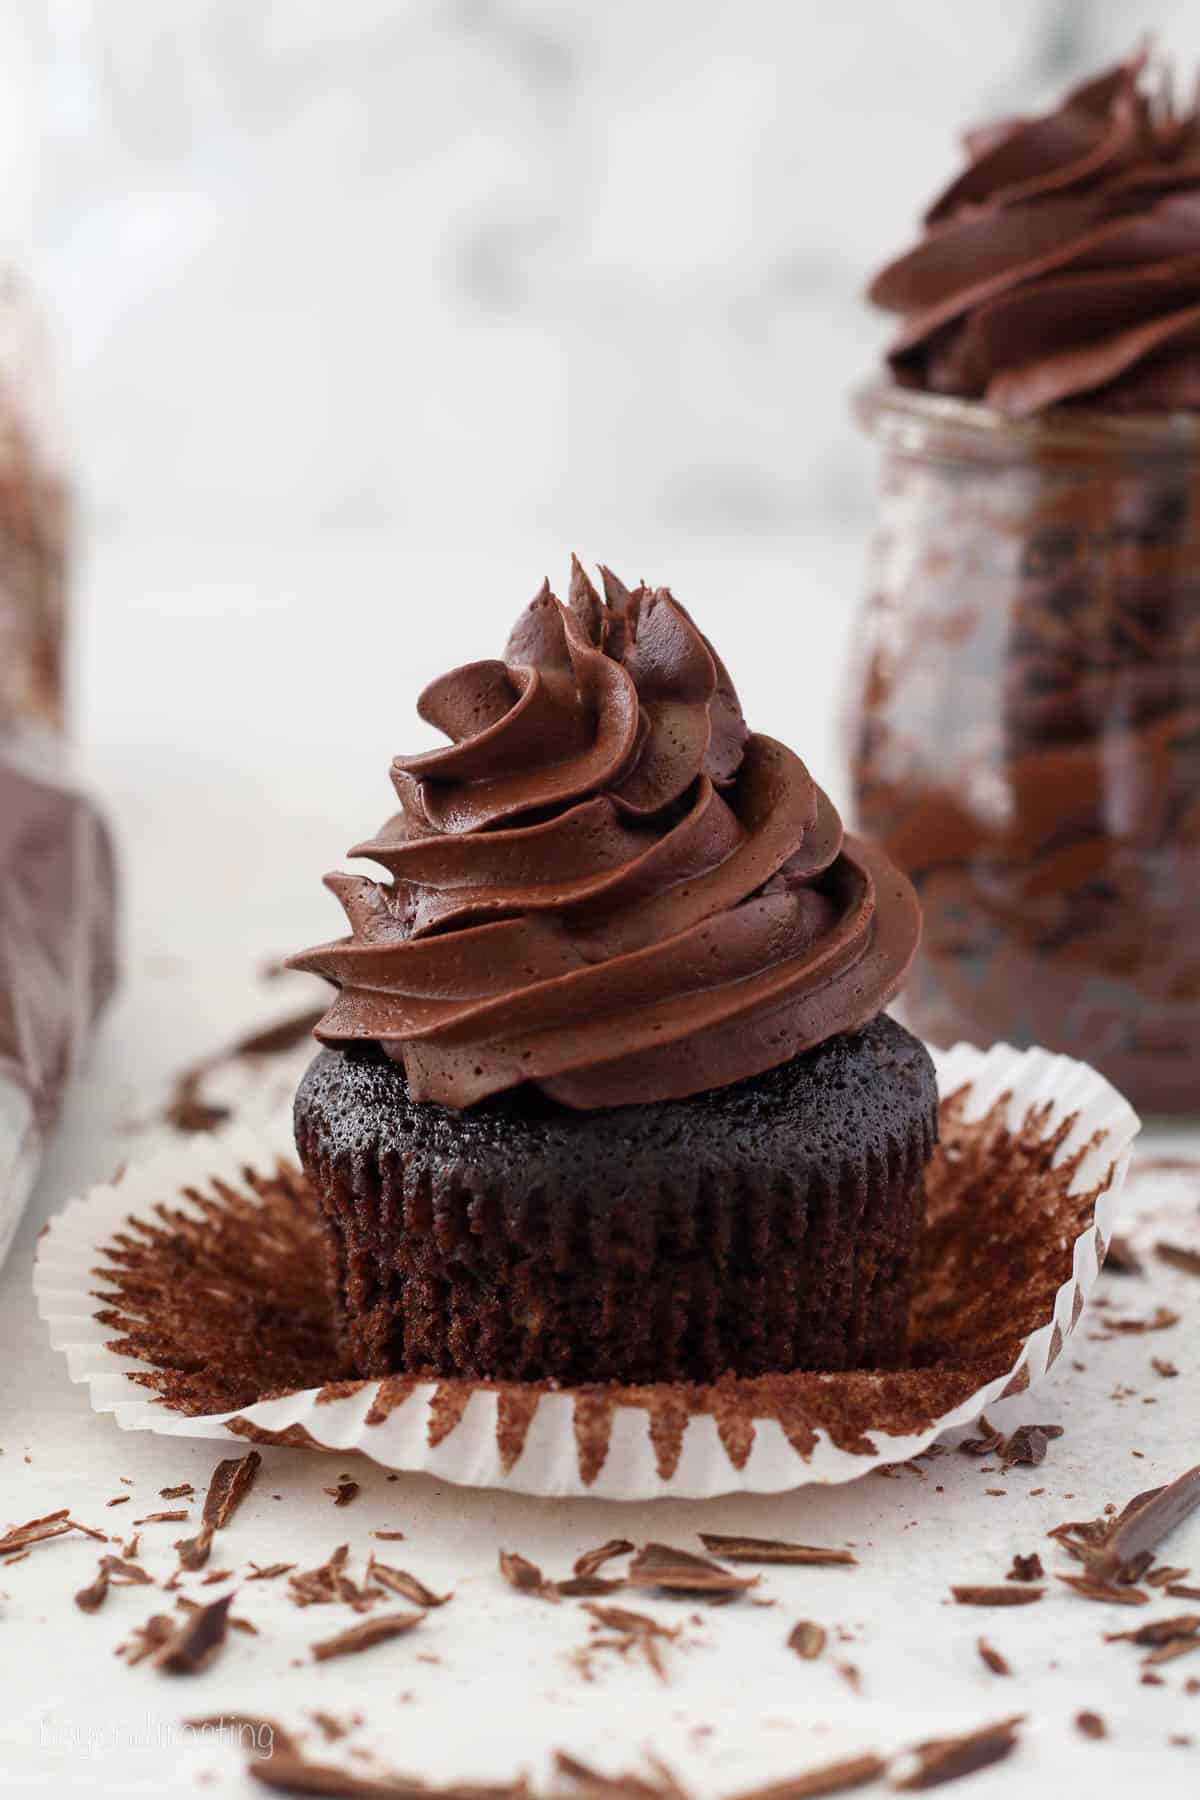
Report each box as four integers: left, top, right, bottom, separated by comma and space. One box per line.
75, 1567, 111, 1613
1142, 1672, 1167, 1687
160, 1484, 195, 1500
325, 1479, 360, 1508
1152, 1358, 1180, 1379
578, 1603, 679, 1682
310, 1611, 423, 1662
374, 1530, 407, 1543
1096, 1307, 1181, 1336
288, 1545, 375, 1613
723, 1751, 884, 1799
1075, 1712, 1107, 1740
787, 1621, 827, 1660
951, 1586, 1044, 1607
573, 1539, 634, 1581
1006, 1554, 1043, 1583
156, 1594, 235, 1674
106, 1496, 130, 1508
698, 1534, 856, 1567
835, 1663, 861, 1693
627, 1543, 757, 1598
1058, 1575, 1149, 1606
976, 1639, 1011, 1677
892, 1715, 1024, 1791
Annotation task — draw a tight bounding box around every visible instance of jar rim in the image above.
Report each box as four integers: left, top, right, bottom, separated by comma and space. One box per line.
854, 378, 1200, 464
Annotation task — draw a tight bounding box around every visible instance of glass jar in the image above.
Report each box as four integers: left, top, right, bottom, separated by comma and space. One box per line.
850, 382, 1200, 1116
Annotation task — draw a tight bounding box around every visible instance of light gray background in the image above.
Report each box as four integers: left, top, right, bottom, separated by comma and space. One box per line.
4, 0, 1198, 539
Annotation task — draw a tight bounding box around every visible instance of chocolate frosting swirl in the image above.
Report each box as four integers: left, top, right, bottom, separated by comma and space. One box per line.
870, 47, 1200, 414
290, 562, 920, 1110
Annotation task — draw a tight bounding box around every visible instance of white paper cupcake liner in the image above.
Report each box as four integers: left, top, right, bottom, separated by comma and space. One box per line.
34, 1040, 1138, 1500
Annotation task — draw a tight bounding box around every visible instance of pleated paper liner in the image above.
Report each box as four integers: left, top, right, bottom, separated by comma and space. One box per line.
35, 1041, 1138, 1500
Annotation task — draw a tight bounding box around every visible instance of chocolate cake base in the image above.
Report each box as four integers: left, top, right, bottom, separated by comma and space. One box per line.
293, 1015, 937, 1386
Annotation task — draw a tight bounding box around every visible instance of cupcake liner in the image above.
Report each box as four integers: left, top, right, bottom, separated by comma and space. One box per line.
34, 1040, 1138, 1499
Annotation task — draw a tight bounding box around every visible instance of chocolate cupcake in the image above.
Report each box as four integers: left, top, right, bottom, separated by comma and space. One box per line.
290, 564, 932, 1384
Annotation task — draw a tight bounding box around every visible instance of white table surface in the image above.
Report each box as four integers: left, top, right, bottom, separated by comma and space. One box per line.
2, 533, 1198, 1798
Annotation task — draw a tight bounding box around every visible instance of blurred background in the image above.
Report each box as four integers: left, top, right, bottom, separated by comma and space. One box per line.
5, 0, 1198, 1121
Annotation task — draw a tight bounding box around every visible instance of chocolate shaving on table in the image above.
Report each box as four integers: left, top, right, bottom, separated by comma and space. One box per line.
374, 1530, 406, 1542
951, 1586, 1044, 1607
164, 1006, 325, 1135
1107, 1614, 1200, 1648
626, 1543, 757, 1597
1075, 1712, 1106, 1740
367, 1561, 451, 1609
106, 1495, 130, 1507
835, 1664, 861, 1694
325, 1478, 360, 1507
1090, 1465, 1200, 1579
1095, 1307, 1181, 1336
553, 1748, 688, 1800
573, 1539, 634, 1580
555, 1576, 627, 1598
75, 1553, 154, 1612
1144, 1638, 1200, 1667
310, 1611, 423, 1662
975, 1639, 1011, 1677
499, 1550, 559, 1601
892, 1716, 1024, 1791
698, 1534, 856, 1567
1058, 1575, 1149, 1606
1102, 1236, 1144, 1275
1167, 1583, 1200, 1601
156, 1593, 235, 1674
1000, 1424, 1063, 1469
787, 1620, 827, 1660
160, 1484, 195, 1499
176, 1449, 262, 1570
75, 1567, 111, 1613
1152, 1357, 1180, 1378
578, 1603, 679, 1683
247, 1561, 297, 1581
176, 1593, 258, 1636
1147, 1565, 1191, 1587
288, 1545, 376, 1612
119, 1614, 176, 1666
0, 1511, 77, 1556
1155, 1242, 1200, 1277
721, 1754, 887, 1800
137, 1510, 190, 1524
1006, 1554, 1043, 1583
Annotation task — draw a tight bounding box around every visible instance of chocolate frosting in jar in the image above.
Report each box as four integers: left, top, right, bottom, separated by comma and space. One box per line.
869, 47, 1200, 415
290, 562, 921, 1109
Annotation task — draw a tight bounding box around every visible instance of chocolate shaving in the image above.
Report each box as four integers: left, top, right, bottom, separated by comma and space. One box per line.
1091, 1465, 1200, 1579
499, 1549, 558, 1601
176, 1449, 262, 1571
892, 1716, 1024, 1791
165, 1007, 325, 1135
1106, 1614, 1200, 1647
578, 1602, 679, 1682
1095, 1307, 1180, 1336
76, 1552, 154, 1611
1152, 1358, 1180, 1379
1102, 1236, 1143, 1275
310, 1611, 423, 1662
106, 1495, 130, 1507
1167, 1584, 1200, 1601
1058, 1575, 1149, 1606
975, 1639, 1011, 1677
289, 1545, 375, 1613
247, 1562, 297, 1581
367, 1561, 451, 1609
160, 1484, 195, 1499
1007, 1554, 1043, 1583
119, 1614, 176, 1666
1075, 1712, 1107, 1740
374, 1530, 407, 1542
136, 1510, 190, 1524
573, 1539, 634, 1580
0, 1510, 77, 1557
156, 1594, 235, 1674
555, 1576, 627, 1598
787, 1620, 827, 1660
1145, 1638, 1200, 1667
325, 1479, 360, 1508
1155, 1242, 1200, 1277
723, 1753, 885, 1800
698, 1534, 856, 1567
959, 1419, 1062, 1468
951, 1587, 1043, 1607
75, 1568, 111, 1613
627, 1543, 757, 1597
